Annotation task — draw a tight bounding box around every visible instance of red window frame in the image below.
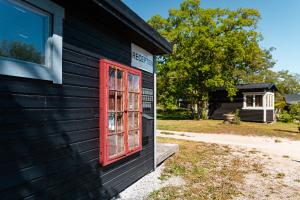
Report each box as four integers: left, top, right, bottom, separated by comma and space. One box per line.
99, 59, 142, 166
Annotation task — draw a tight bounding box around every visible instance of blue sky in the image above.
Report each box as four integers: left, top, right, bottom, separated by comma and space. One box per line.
123, 0, 300, 75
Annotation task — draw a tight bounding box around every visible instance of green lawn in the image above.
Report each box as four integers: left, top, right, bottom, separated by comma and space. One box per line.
157, 120, 300, 140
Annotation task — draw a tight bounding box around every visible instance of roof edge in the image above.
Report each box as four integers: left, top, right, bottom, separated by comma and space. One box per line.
93, 0, 172, 55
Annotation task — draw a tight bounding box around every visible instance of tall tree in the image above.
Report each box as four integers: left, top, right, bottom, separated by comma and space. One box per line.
148, 0, 275, 119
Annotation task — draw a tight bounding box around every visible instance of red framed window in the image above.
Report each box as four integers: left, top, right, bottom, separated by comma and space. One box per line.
99, 59, 142, 166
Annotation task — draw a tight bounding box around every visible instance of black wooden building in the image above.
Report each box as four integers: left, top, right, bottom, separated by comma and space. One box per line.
0, 0, 171, 199
209, 83, 278, 122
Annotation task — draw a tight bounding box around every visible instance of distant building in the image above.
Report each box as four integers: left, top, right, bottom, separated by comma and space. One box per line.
285, 94, 300, 105
209, 83, 278, 123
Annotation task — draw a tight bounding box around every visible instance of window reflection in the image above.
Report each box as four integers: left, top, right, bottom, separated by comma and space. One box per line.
255, 95, 263, 107
109, 67, 116, 89
246, 95, 253, 107
0, 0, 50, 65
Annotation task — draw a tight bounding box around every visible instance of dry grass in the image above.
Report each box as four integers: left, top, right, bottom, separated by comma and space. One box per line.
148, 137, 252, 200
158, 120, 300, 140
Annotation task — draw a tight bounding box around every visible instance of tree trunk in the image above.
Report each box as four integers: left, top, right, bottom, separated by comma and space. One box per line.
197, 100, 208, 120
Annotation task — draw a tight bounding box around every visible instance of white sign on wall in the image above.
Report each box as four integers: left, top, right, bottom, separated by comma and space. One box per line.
131, 43, 154, 73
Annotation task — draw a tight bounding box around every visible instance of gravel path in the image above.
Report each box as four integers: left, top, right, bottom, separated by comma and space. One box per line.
157, 130, 300, 161
114, 164, 185, 200
158, 130, 300, 199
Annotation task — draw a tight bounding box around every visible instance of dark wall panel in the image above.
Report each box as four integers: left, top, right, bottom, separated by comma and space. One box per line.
240, 110, 264, 122
266, 110, 274, 122
0, 2, 154, 199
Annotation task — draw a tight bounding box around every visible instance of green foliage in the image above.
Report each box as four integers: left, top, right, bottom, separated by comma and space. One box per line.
242, 69, 300, 99
278, 110, 293, 123
275, 100, 286, 110
157, 107, 192, 120
233, 109, 241, 125
290, 103, 300, 121
0, 40, 43, 64
148, 0, 274, 119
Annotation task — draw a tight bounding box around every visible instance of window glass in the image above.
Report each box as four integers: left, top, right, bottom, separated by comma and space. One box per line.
117, 134, 125, 154
246, 95, 253, 107
128, 112, 134, 130
117, 70, 123, 91
116, 92, 123, 111
134, 94, 139, 110
116, 113, 123, 132
108, 113, 115, 132
109, 91, 115, 111
128, 131, 135, 150
0, 0, 50, 65
255, 95, 263, 107
133, 75, 139, 92
134, 130, 139, 147
108, 134, 117, 157
128, 73, 133, 92
134, 112, 139, 128
129, 93, 134, 110
109, 67, 115, 90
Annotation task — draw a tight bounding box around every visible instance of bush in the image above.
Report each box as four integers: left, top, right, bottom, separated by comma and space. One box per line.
233, 109, 241, 125
278, 110, 293, 123
290, 103, 300, 121
157, 107, 192, 120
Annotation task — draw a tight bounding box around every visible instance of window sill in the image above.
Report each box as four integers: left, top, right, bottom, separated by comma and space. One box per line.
0, 57, 61, 83
242, 107, 264, 110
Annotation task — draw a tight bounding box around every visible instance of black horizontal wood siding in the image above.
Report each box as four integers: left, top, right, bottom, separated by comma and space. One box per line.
0, 2, 155, 199
240, 110, 264, 122
266, 110, 274, 122
209, 90, 265, 122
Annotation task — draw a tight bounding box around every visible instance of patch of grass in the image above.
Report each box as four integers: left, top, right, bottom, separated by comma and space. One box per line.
294, 179, 300, 183
274, 139, 282, 143
252, 163, 264, 174
158, 120, 300, 140
275, 172, 285, 179
282, 155, 289, 158
149, 137, 249, 200
160, 132, 175, 135
157, 108, 192, 120
249, 150, 259, 154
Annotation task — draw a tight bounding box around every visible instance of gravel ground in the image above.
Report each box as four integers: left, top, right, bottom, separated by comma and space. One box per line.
157, 130, 300, 199
233, 147, 300, 200
157, 130, 300, 161
113, 164, 185, 200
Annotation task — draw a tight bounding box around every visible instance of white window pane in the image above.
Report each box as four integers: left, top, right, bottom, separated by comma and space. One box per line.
108, 113, 115, 131
0, 0, 50, 65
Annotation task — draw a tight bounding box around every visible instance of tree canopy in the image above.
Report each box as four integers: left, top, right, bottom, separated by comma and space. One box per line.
148, 0, 276, 118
